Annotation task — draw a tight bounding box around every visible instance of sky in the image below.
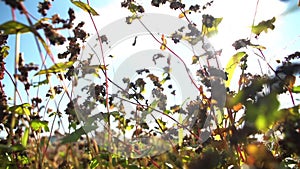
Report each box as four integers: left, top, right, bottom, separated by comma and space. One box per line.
0, 0, 299, 137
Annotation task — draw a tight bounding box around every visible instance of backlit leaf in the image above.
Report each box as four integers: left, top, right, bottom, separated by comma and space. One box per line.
31, 120, 49, 132
156, 118, 167, 132
255, 115, 267, 131
0, 21, 31, 34
35, 61, 74, 75
292, 85, 300, 93
71, 0, 99, 16
9, 103, 31, 116
225, 52, 247, 87
251, 17, 276, 36
0, 21, 53, 60
33, 79, 49, 87
90, 158, 99, 169
179, 10, 191, 18
126, 125, 134, 130
201, 17, 223, 38
245, 92, 280, 131
60, 125, 97, 144
0, 46, 9, 58
192, 55, 199, 64
125, 14, 141, 24
21, 128, 29, 147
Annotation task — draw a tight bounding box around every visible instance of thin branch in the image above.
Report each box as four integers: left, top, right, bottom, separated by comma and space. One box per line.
249, 0, 260, 40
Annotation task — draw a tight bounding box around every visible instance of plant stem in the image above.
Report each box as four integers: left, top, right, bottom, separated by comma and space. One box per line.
86, 0, 112, 167
14, 33, 20, 105
8, 32, 20, 146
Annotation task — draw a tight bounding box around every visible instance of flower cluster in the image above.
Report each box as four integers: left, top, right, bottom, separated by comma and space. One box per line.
38, 0, 53, 16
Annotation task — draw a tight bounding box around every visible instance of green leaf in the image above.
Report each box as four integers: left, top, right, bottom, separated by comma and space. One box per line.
202, 17, 223, 38
192, 55, 199, 64
125, 14, 141, 24
245, 92, 280, 131
90, 158, 99, 169
255, 115, 267, 131
163, 110, 172, 114
21, 128, 29, 147
251, 17, 276, 36
225, 52, 247, 87
33, 79, 49, 87
11, 144, 26, 152
0, 20, 53, 60
31, 120, 49, 132
60, 125, 97, 144
35, 61, 74, 75
71, 0, 99, 16
292, 85, 300, 93
126, 165, 140, 169
156, 118, 167, 132
0, 21, 31, 34
128, 3, 138, 13
9, 103, 31, 116
85, 113, 102, 125
18, 155, 30, 165
0, 46, 9, 58
126, 125, 134, 131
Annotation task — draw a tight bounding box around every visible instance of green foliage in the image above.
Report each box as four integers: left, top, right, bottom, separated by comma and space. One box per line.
35, 61, 74, 75
90, 158, 100, 169
9, 103, 31, 116
0, 46, 9, 58
292, 85, 300, 93
0, 21, 31, 34
21, 127, 29, 147
201, 15, 223, 37
71, 0, 99, 16
30, 120, 49, 131
251, 17, 276, 36
0, 20, 52, 57
225, 52, 247, 87
245, 92, 280, 131
60, 125, 97, 144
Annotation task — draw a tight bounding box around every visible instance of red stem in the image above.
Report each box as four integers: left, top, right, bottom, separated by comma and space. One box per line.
237, 145, 245, 162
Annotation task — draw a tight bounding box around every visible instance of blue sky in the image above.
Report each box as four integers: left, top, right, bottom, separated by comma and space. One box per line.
0, 0, 115, 135
0, 0, 114, 101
